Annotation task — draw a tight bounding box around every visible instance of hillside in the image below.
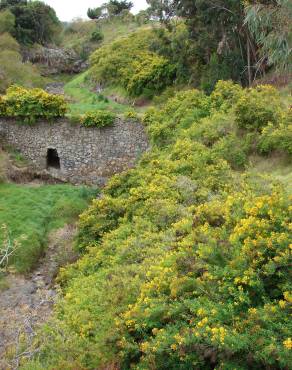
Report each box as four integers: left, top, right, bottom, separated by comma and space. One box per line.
0, 1, 291, 369
17, 82, 291, 369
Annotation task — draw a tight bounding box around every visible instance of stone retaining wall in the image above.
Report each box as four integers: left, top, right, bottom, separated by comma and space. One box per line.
0, 118, 148, 185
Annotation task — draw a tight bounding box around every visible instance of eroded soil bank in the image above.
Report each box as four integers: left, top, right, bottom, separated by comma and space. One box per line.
0, 224, 77, 370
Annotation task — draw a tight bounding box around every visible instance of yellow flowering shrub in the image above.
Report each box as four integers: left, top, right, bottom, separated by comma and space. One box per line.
235, 84, 283, 131
22, 82, 291, 370
210, 79, 243, 111
80, 110, 116, 128
119, 191, 291, 369
257, 109, 292, 155
0, 85, 67, 123
89, 30, 175, 98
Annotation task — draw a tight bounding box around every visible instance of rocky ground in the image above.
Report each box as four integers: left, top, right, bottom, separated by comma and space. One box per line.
0, 225, 77, 370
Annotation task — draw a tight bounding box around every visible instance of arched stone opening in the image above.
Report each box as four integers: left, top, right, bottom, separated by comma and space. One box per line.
47, 148, 60, 169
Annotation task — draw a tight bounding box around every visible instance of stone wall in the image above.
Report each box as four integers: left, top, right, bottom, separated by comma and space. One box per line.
0, 118, 148, 185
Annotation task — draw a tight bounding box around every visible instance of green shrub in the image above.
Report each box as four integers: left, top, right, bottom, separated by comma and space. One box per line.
210, 79, 243, 111
89, 30, 176, 97
0, 32, 19, 52
235, 85, 282, 131
0, 85, 67, 123
186, 111, 234, 147
0, 96, 6, 116
257, 111, 292, 154
200, 54, 232, 94
119, 191, 291, 369
0, 33, 47, 93
21, 85, 291, 369
143, 89, 211, 146
123, 110, 138, 120
0, 9, 15, 34
80, 110, 116, 128
212, 133, 250, 169
90, 29, 104, 42
124, 52, 176, 97
96, 93, 108, 103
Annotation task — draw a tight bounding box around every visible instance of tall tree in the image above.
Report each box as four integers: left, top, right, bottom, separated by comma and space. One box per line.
0, 0, 61, 45
107, 0, 133, 16
0, 9, 15, 34
0, 0, 27, 9
147, 0, 259, 86
87, 6, 103, 20
245, 0, 292, 72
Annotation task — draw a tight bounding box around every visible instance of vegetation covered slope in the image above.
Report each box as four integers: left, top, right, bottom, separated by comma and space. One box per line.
0, 184, 95, 273
88, 29, 175, 99
64, 72, 133, 116
22, 82, 292, 369
0, 32, 47, 93
61, 16, 151, 61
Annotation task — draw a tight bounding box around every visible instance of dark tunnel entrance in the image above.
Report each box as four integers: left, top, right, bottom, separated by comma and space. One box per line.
47, 148, 60, 169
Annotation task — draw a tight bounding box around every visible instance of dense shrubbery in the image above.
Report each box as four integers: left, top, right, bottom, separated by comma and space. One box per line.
258, 114, 292, 155
143, 89, 211, 146
90, 29, 104, 42
89, 30, 176, 97
0, 0, 61, 45
0, 85, 67, 123
22, 82, 291, 369
80, 110, 116, 128
210, 80, 243, 111
0, 33, 45, 93
235, 85, 283, 131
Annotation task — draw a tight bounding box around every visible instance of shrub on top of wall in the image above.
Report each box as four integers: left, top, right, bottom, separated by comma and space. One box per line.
80, 110, 116, 128
123, 110, 138, 120
0, 85, 67, 124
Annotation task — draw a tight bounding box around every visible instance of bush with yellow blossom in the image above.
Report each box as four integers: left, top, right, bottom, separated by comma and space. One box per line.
22, 81, 291, 370
0, 85, 67, 123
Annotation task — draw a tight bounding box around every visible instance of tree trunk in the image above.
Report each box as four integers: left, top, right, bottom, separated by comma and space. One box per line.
247, 38, 252, 86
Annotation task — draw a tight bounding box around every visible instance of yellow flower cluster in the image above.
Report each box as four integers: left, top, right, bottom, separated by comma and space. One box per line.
210, 326, 227, 344
283, 338, 292, 350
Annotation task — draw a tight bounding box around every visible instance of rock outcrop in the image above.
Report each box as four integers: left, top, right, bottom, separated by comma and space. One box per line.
22, 47, 89, 75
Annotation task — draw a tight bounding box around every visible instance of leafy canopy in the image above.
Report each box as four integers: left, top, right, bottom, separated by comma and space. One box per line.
0, 0, 61, 45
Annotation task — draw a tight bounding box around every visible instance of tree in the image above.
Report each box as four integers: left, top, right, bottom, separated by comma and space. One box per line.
107, 0, 133, 16
147, 0, 259, 87
0, 9, 15, 34
2, 0, 61, 45
87, 6, 103, 20
245, 0, 292, 72
0, 0, 27, 10
135, 9, 151, 25
146, 0, 177, 23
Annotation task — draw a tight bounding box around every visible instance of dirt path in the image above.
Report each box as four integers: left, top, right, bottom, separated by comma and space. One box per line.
0, 224, 77, 369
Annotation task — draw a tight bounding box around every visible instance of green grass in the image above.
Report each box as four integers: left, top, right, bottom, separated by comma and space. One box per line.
0, 150, 6, 183
1, 144, 27, 168
62, 18, 156, 116
248, 154, 292, 194
101, 19, 152, 45
64, 71, 134, 115
60, 18, 151, 57
0, 183, 98, 273
279, 83, 292, 109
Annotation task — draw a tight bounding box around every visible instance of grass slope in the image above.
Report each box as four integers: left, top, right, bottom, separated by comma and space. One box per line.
20, 82, 291, 369
248, 154, 292, 194
61, 18, 151, 56
0, 183, 97, 273
64, 71, 133, 115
